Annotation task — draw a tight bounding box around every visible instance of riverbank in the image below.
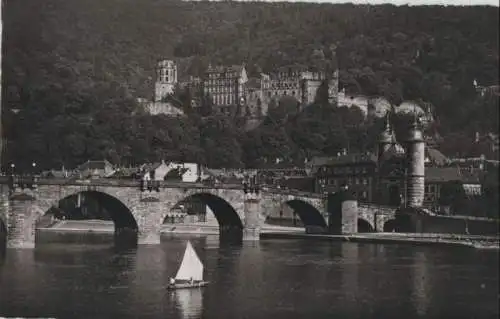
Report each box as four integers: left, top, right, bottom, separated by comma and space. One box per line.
37, 220, 304, 235
37, 220, 499, 250
261, 232, 500, 250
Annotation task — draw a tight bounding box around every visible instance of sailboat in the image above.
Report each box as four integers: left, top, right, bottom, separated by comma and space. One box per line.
167, 241, 209, 290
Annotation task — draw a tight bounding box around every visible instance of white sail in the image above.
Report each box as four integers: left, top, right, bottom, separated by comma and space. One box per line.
175, 241, 204, 281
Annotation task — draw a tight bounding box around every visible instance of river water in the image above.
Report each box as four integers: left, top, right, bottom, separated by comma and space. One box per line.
0, 234, 498, 319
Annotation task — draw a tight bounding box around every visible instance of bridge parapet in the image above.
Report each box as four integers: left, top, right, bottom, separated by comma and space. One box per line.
262, 187, 323, 199
0, 176, 245, 190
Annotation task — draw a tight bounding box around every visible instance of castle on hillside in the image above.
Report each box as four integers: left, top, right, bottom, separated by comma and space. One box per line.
141, 57, 433, 127
141, 58, 340, 118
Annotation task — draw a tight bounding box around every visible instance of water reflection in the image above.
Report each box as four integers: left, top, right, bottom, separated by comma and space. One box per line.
340, 243, 360, 302
412, 251, 431, 316
0, 242, 5, 265
0, 236, 498, 319
170, 288, 203, 319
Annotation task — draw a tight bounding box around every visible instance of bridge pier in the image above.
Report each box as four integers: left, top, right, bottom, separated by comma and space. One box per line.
6, 192, 38, 249
135, 199, 164, 245
327, 189, 358, 234
341, 198, 358, 234
243, 192, 262, 241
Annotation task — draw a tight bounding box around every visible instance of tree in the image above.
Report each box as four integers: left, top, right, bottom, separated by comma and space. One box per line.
199, 93, 213, 117
314, 80, 330, 106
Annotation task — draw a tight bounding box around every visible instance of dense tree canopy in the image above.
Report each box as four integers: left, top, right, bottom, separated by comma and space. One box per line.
1, 0, 498, 171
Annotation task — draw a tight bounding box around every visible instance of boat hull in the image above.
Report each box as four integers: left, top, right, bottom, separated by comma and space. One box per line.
167, 281, 209, 290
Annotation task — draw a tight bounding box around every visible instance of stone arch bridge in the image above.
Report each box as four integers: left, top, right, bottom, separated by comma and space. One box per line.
0, 177, 397, 248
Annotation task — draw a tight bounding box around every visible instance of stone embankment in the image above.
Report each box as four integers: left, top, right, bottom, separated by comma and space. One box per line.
261, 232, 500, 250
37, 220, 499, 250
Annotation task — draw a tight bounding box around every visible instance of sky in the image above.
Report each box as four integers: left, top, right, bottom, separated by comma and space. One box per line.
259, 0, 499, 6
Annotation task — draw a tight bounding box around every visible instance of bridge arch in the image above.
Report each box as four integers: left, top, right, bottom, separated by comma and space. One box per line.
267, 199, 327, 228
40, 190, 138, 232
357, 218, 375, 233
165, 192, 243, 230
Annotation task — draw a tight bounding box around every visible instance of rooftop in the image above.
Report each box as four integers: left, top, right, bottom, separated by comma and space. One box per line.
312, 153, 378, 167
206, 64, 245, 74
425, 167, 482, 184
76, 160, 113, 171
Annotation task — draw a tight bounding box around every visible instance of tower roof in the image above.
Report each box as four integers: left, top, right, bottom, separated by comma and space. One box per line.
379, 111, 394, 143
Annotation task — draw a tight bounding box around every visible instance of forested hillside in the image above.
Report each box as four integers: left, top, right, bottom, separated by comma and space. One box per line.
2, 0, 499, 171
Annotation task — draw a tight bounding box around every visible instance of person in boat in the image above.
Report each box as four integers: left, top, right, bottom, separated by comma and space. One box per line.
169, 277, 175, 285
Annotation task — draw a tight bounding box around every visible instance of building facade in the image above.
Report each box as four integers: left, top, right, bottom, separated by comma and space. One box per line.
315, 153, 378, 203
265, 65, 339, 107
203, 64, 248, 115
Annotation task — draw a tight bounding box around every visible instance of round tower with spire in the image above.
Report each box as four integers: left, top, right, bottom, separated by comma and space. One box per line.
378, 111, 395, 158
405, 114, 425, 208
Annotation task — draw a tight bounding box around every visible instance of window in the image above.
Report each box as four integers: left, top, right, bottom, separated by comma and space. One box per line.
424, 185, 431, 193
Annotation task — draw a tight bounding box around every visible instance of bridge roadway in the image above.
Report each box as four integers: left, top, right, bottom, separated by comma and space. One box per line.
0, 176, 323, 199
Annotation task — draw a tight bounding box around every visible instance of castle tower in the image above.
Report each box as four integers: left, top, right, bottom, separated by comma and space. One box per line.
378, 111, 395, 158
405, 115, 425, 208
154, 60, 177, 102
